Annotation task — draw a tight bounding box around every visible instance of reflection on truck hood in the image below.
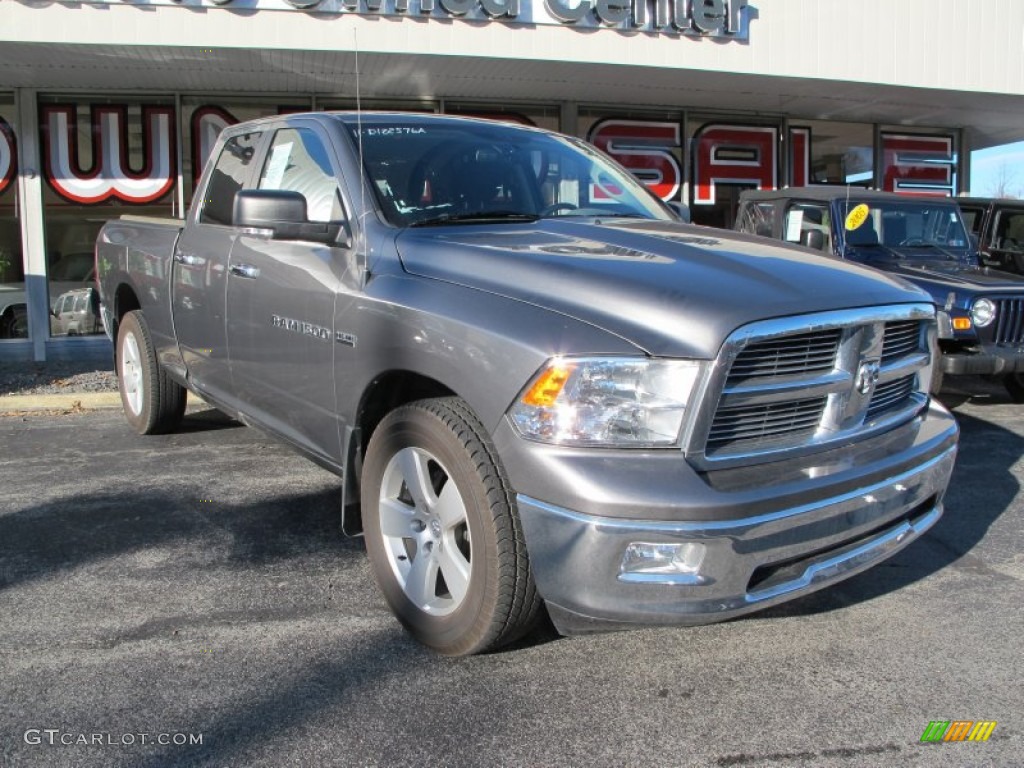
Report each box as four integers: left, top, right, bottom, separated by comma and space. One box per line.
395, 219, 929, 358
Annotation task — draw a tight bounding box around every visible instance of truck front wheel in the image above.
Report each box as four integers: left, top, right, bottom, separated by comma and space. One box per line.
116, 310, 186, 434
362, 397, 541, 656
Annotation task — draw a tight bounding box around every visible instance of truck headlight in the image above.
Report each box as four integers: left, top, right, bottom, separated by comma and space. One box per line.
971, 298, 996, 328
508, 357, 702, 447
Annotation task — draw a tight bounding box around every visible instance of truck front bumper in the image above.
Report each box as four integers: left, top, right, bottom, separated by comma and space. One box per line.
500, 401, 958, 634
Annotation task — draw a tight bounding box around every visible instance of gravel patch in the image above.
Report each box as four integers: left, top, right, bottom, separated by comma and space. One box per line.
0, 360, 118, 396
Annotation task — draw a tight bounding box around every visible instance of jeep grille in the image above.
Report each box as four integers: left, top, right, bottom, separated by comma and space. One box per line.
992, 299, 1024, 345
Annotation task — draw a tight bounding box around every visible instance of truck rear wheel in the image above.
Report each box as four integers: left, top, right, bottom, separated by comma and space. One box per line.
116, 310, 186, 434
361, 397, 541, 656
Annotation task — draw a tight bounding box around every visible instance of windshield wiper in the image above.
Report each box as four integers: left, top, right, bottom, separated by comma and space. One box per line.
897, 243, 961, 260
410, 211, 540, 227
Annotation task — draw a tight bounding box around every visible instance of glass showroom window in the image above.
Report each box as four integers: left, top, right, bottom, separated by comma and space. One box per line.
800, 119, 875, 186
39, 95, 178, 336
578, 108, 686, 219
445, 102, 560, 132
0, 94, 24, 340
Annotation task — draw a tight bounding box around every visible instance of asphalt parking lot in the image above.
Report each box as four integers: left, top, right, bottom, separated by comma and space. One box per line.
0, 382, 1021, 767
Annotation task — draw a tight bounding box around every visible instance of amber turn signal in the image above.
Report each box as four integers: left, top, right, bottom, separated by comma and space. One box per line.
520, 363, 573, 407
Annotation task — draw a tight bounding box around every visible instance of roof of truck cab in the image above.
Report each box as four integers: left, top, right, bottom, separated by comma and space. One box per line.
326, 111, 554, 132
219, 110, 556, 136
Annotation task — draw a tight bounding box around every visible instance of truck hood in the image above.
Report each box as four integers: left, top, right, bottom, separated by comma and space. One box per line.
395, 219, 929, 358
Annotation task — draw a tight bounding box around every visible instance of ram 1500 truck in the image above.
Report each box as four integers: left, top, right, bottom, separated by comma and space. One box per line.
97, 114, 958, 656
736, 186, 1024, 399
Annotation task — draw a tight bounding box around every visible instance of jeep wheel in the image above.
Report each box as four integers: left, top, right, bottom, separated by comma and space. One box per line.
1003, 373, 1024, 403
362, 397, 541, 656
117, 310, 186, 434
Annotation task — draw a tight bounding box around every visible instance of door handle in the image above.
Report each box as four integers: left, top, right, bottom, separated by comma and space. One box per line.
230, 263, 260, 279
173, 251, 201, 266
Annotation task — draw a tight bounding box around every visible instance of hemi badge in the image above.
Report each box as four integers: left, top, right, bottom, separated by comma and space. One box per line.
336, 332, 357, 347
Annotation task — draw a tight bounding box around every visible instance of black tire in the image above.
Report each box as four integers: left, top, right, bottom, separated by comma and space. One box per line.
361, 397, 541, 656
1003, 373, 1024, 403
116, 310, 186, 435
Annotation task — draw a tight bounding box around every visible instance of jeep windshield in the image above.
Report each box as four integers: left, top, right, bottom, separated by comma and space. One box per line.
838, 198, 971, 261
342, 117, 675, 228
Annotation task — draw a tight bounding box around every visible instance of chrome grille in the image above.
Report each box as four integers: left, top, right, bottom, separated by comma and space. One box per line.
691, 305, 934, 466
993, 299, 1024, 345
882, 321, 921, 363
867, 374, 916, 420
706, 397, 826, 453
726, 330, 841, 384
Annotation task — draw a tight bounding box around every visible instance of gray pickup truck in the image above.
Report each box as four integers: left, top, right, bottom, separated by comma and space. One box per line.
96, 113, 958, 655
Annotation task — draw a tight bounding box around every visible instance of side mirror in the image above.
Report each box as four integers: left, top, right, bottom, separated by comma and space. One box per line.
667, 201, 691, 224
233, 189, 347, 246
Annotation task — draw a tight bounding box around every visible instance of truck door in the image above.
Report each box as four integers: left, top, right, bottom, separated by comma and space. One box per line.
172, 129, 265, 405
225, 124, 353, 464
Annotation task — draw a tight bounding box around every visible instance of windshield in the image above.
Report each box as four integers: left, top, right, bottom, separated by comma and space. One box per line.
838, 199, 970, 258
343, 118, 674, 228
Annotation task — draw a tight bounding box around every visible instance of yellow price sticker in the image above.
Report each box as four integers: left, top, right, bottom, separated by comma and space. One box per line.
845, 203, 870, 231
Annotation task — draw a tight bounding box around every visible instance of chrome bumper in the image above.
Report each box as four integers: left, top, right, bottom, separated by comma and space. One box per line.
516, 420, 957, 635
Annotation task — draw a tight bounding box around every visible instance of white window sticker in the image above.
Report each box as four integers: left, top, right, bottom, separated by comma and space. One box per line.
263, 142, 294, 190
785, 210, 804, 242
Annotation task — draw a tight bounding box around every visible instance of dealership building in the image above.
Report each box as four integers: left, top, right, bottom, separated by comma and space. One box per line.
1, 0, 1023, 361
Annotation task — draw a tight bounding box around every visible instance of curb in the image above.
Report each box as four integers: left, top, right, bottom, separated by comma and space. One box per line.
0, 392, 201, 412
0, 392, 124, 412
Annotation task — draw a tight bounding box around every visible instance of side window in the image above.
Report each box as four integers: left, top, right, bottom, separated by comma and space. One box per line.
959, 206, 983, 237
785, 203, 831, 252
736, 202, 775, 237
200, 132, 263, 226
994, 211, 1024, 253
258, 128, 343, 223
74, 294, 88, 312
